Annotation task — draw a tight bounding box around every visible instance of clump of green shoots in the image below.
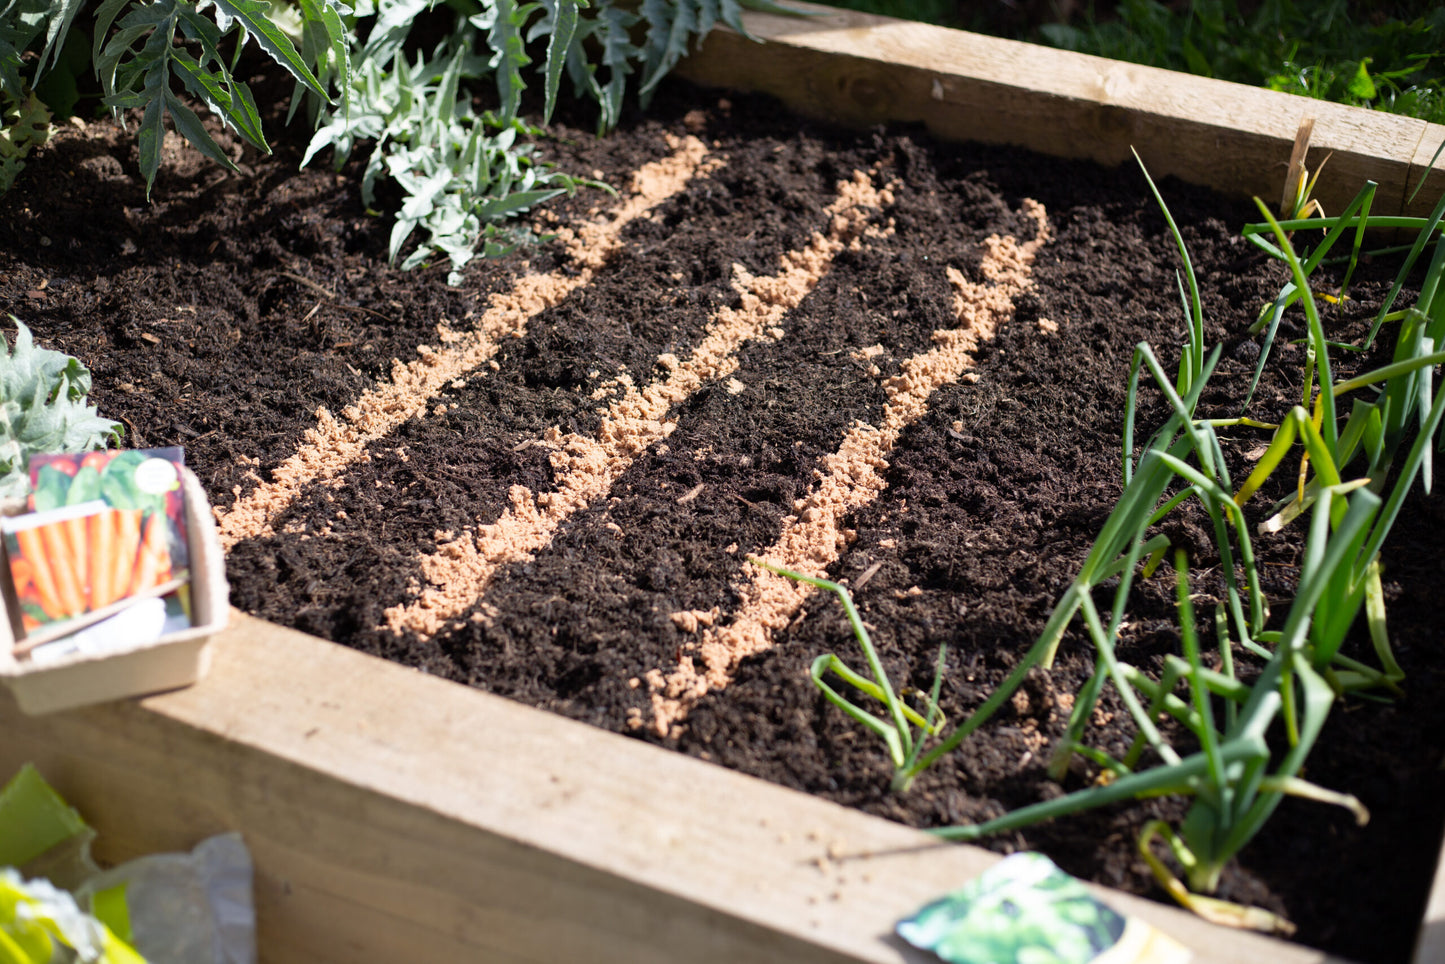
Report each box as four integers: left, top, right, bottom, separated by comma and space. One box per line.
771, 146, 1445, 932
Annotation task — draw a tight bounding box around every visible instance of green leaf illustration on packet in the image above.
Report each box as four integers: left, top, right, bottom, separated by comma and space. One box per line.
896, 853, 1191, 964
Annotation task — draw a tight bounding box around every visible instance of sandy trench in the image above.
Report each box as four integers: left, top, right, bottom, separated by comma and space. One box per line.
384, 170, 896, 637
644, 200, 1054, 734
214, 142, 1053, 728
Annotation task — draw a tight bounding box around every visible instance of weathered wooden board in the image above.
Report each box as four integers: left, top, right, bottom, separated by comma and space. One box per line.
677, 1, 1445, 222
1416, 847, 1445, 964
0, 613, 1337, 963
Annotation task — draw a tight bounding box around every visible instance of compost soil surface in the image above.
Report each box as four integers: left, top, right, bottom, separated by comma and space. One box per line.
3, 74, 1443, 963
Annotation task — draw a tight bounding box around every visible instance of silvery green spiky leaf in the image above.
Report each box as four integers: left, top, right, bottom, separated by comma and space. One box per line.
0, 319, 122, 499
303, 0, 813, 281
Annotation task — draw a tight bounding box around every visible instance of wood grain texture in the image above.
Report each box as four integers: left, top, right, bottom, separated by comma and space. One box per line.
0, 613, 1338, 963
1416, 838, 1445, 964
677, 2, 1445, 221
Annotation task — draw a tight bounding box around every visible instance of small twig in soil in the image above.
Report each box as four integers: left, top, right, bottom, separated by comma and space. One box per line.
279, 272, 336, 299
854, 560, 883, 590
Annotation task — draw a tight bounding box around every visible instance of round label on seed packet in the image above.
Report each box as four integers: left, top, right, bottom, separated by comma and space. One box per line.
134, 457, 180, 494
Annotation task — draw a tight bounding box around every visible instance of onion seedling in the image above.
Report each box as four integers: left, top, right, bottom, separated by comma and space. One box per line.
973, 181, 1444, 924
747, 559, 946, 786
937, 490, 1373, 936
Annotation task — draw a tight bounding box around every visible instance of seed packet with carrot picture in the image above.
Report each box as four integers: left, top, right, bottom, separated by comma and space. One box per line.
4, 449, 190, 656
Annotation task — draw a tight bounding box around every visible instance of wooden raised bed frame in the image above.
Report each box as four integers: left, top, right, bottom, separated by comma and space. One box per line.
2, 5, 1442, 962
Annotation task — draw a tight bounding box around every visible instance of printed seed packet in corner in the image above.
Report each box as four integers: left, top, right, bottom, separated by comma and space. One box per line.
2, 448, 190, 657
896, 853, 1192, 964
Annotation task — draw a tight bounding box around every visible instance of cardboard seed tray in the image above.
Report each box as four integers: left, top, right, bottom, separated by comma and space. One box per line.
0, 466, 229, 715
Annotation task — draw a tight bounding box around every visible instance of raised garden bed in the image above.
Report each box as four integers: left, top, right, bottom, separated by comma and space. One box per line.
2, 4, 1444, 962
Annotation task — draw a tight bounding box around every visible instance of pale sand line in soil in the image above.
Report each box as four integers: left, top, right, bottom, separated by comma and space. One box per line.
214, 134, 718, 551
383, 172, 897, 637
644, 201, 1054, 737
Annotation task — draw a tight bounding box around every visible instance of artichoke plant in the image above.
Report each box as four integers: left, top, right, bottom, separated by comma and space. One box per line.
0, 320, 121, 499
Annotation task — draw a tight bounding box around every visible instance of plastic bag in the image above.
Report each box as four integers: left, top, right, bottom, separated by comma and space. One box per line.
76, 835, 255, 964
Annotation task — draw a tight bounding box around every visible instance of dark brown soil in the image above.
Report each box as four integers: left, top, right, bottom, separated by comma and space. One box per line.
3, 75, 1442, 964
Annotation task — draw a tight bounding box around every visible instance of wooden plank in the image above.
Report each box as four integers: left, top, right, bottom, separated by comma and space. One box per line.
676, 2, 1445, 221
0, 613, 1337, 964
1415, 823, 1445, 964
1408, 131, 1445, 217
